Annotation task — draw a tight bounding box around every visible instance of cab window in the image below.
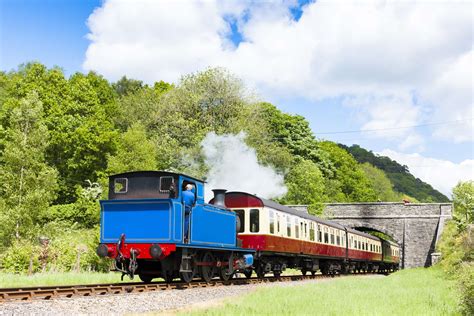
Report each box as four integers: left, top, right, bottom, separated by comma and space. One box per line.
114, 178, 128, 193
250, 209, 259, 233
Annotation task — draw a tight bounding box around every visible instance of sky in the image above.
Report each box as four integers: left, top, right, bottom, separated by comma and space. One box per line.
1, 0, 473, 197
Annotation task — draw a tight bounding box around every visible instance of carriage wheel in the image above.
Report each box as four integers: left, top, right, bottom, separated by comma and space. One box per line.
162, 270, 174, 283
243, 268, 253, 279
200, 252, 215, 283
273, 271, 281, 278
301, 269, 307, 276
256, 265, 265, 278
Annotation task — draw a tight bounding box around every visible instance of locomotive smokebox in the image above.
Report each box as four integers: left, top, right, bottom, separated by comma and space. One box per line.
212, 189, 227, 207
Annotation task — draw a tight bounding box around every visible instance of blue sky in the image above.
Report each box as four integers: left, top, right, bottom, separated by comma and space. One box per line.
1, 0, 472, 196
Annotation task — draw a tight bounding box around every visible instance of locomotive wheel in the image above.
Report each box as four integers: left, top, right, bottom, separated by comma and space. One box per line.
180, 265, 197, 283
200, 252, 215, 283
139, 274, 154, 283
219, 266, 234, 281
243, 268, 253, 279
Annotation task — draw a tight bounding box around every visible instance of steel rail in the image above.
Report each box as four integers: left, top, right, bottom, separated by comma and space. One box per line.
0, 274, 350, 303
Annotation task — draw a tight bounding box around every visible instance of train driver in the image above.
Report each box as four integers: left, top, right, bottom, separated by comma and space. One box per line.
182, 184, 195, 242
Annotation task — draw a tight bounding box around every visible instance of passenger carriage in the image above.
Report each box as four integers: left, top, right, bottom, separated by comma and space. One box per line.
211, 192, 396, 276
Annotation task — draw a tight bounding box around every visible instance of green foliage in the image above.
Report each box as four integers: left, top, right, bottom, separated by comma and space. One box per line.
0, 239, 40, 273
0, 227, 110, 274
452, 180, 474, 224
341, 144, 449, 202
279, 159, 326, 215
107, 122, 157, 174
0, 92, 58, 244
437, 222, 474, 315
360, 162, 400, 201
319, 141, 377, 202
257, 102, 334, 176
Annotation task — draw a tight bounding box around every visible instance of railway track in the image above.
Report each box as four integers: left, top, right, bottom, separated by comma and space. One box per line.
0, 274, 341, 303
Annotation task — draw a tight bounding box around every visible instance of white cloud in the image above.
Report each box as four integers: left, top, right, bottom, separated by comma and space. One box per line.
379, 149, 474, 197
84, 0, 473, 145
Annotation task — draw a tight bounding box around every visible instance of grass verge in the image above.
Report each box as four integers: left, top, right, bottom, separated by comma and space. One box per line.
0, 271, 133, 288
185, 268, 461, 316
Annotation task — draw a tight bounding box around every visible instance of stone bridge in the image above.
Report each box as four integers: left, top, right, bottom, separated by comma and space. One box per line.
289, 203, 452, 268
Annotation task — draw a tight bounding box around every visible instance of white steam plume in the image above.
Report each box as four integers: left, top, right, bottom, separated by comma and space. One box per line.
202, 132, 287, 202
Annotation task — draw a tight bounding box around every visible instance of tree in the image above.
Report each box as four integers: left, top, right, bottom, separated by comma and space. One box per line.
452, 180, 474, 224
107, 122, 157, 174
257, 102, 334, 176
360, 162, 399, 201
112, 76, 145, 97
280, 159, 326, 215
0, 92, 57, 244
0, 64, 119, 203
319, 141, 377, 202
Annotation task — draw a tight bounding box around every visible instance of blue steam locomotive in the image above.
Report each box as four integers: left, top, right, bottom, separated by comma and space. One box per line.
96, 171, 253, 282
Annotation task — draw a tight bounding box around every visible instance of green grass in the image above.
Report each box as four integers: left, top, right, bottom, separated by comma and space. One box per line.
0, 271, 134, 288
185, 268, 461, 316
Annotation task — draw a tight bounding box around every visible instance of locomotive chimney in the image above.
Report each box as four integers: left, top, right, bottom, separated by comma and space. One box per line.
212, 189, 227, 207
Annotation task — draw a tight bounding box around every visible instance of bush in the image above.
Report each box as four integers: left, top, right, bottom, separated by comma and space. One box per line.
45, 227, 111, 272
458, 262, 474, 315
437, 222, 473, 315
0, 239, 41, 273
0, 227, 111, 274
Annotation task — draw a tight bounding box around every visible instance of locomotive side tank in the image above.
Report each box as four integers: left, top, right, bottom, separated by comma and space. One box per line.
97, 171, 254, 283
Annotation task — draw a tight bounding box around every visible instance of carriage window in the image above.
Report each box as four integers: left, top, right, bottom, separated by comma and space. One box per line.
318, 225, 322, 242
295, 218, 299, 238
287, 217, 292, 237
159, 176, 174, 192
304, 223, 307, 238
358, 241, 361, 249
235, 209, 245, 233
330, 234, 335, 244
337, 235, 340, 245
310, 223, 315, 241
114, 178, 128, 193
250, 209, 259, 233
324, 228, 329, 243
366, 242, 368, 250
269, 211, 275, 234
277, 214, 280, 233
